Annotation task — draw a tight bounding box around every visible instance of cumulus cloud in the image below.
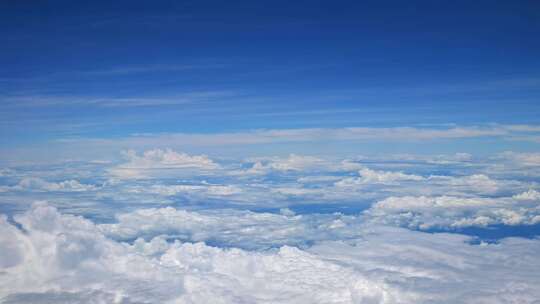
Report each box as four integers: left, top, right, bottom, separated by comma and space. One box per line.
500, 152, 540, 167
332, 169, 519, 197
0, 168, 14, 177
480, 152, 540, 178
514, 189, 540, 201
1, 177, 97, 192
425, 174, 501, 195
232, 154, 328, 176
335, 168, 424, 187
426, 152, 473, 164
98, 206, 362, 249
108, 149, 220, 179
270, 186, 327, 198
2, 203, 540, 303
297, 175, 344, 183
2, 153, 529, 213
0, 203, 184, 303
130, 183, 242, 197
365, 195, 540, 229
4, 150, 540, 303
309, 226, 540, 304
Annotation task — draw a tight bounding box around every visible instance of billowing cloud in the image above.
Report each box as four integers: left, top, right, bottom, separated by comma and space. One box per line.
131, 183, 242, 197
3, 150, 540, 303
1, 177, 97, 192
98, 206, 362, 249
425, 174, 501, 195
0, 203, 184, 303
108, 149, 220, 179
426, 152, 473, 164
232, 154, 329, 176
365, 195, 540, 229
480, 152, 540, 179
500, 152, 540, 167
333, 169, 520, 197
2, 203, 540, 303
514, 189, 540, 201
335, 168, 424, 186
0, 168, 14, 177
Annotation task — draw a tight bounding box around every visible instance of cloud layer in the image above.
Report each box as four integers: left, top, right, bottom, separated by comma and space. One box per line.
364, 194, 540, 229
108, 149, 220, 179
2, 203, 540, 303
2, 149, 540, 303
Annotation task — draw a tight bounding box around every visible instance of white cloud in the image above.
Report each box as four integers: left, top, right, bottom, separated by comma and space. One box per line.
271, 187, 326, 197
132, 183, 242, 197
1, 90, 234, 108
500, 152, 540, 167
0, 203, 184, 303
108, 149, 220, 179
232, 154, 328, 176
426, 174, 501, 195
480, 152, 540, 178
2, 177, 97, 192
335, 168, 424, 187
309, 226, 540, 304
332, 170, 518, 197
2, 203, 540, 303
0, 168, 14, 177
365, 195, 540, 229
2, 153, 529, 212
514, 189, 540, 201
503, 125, 540, 132
297, 175, 343, 183
57, 124, 540, 150
98, 206, 362, 249
426, 152, 473, 164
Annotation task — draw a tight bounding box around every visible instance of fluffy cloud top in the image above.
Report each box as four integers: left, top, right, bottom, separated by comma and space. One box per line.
1, 177, 97, 192
108, 149, 220, 179
2, 203, 540, 303
234, 154, 328, 176
99, 206, 362, 249
332, 169, 515, 197
425, 174, 501, 195
3, 151, 540, 303
335, 168, 424, 186
365, 195, 540, 229
501, 152, 540, 166
141, 184, 242, 197
0, 168, 14, 177
514, 189, 540, 201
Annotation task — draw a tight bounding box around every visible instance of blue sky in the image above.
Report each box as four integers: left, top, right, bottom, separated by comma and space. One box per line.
1, 0, 540, 161
2, 2, 540, 303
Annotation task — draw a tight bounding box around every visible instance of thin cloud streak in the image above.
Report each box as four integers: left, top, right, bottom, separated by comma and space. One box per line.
58, 124, 540, 147
0, 91, 237, 109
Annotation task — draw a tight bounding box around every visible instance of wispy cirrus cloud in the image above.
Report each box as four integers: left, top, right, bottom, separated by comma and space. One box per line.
58, 124, 540, 147
3, 124, 538, 165
83, 63, 228, 75
0, 91, 237, 109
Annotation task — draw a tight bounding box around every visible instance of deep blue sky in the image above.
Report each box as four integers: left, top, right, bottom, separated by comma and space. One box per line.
1, 0, 540, 157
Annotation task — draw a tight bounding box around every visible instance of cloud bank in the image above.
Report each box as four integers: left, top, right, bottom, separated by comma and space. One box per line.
365, 194, 540, 229
2, 203, 540, 303
108, 149, 220, 179
2, 149, 540, 303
